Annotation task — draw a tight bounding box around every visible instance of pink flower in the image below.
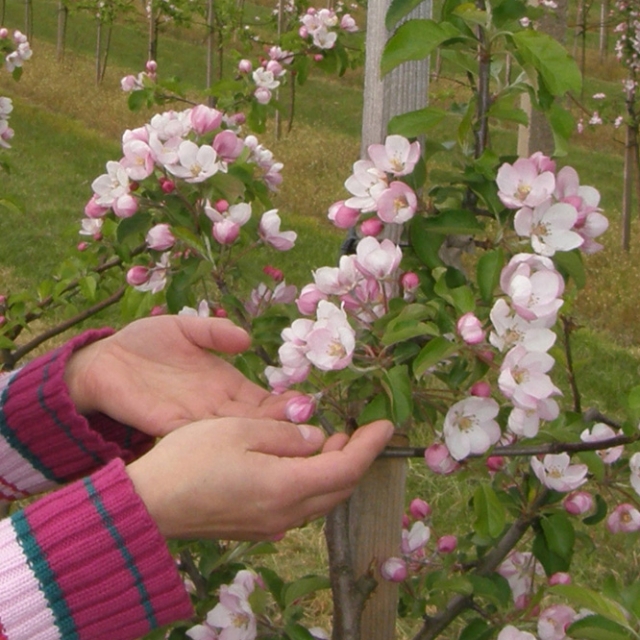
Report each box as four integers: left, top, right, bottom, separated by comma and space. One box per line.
530, 453, 588, 492
238, 59, 252, 73
121, 139, 155, 181
401, 521, 430, 553
179, 300, 210, 318
487, 455, 505, 472
498, 551, 543, 604
313, 255, 361, 296
548, 572, 571, 586
400, 271, 419, 292
375, 181, 418, 224
360, 217, 384, 236
328, 200, 360, 228
296, 283, 327, 315
563, 491, 594, 515
259, 210, 297, 250
380, 557, 407, 582
424, 443, 460, 475
437, 535, 457, 553
146, 223, 175, 251
354, 237, 402, 280
496, 157, 556, 209
305, 301, 355, 371
409, 498, 431, 520
457, 312, 485, 345
580, 423, 624, 464
84, 195, 110, 219
340, 13, 358, 31
470, 381, 491, 397
538, 604, 577, 640
443, 396, 501, 461
285, 395, 317, 423
166, 141, 220, 183
213, 130, 244, 164
112, 194, 139, 218
489, 298, 557, 353
368, 135, 421, 177
607, 503, 640, 533
497, 626, 537, 640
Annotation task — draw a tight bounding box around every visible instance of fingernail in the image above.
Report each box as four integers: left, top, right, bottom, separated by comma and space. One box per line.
297, 424, 318, 441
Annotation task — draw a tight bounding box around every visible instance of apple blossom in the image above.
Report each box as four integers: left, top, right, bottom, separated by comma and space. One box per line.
424, 443, 460, 474
313, 255, 361, 295
443, 396, 501, 461
340, 13, 358, 31
401, 521, 430, 554
437, 535, 458, 553
368, 135, 421, 177
126, 265, 151, 287
409, 498, 431, 520
497, 551, 543, 604
179, 300, 211, 317
457, 312, 485, 345
328, 200, 360, 228
496, 157, 555, 209
190, 104, 223, 135
285, 395, 317, 423
507, 399, 559, 439
563, 491, 594, 516
470, 381, 492, 397
296, 283, 327, 315
530, 453, 588, 492
538, 604, 577, 640
79, 217, 103, 238
497, 626, 537, 640
259, 210, 297, 250
166, 140, 220, 183
146, 223, 175, 251
548, 572, 572, 586
490, 298, 557, 352
304, 301, 355, 371
380, 557, 408, 582
580, 423, 624, 464
354, 237, 402, 280
360, 217, 384, 236
630, 452, 640, 496
376, 181, 418, 224
344, 160, 388, 211
607, 503, 640, 533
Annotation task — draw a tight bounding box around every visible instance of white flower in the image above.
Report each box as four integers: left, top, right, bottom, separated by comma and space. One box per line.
531, 453, 588, 492
443, 397, 501, 461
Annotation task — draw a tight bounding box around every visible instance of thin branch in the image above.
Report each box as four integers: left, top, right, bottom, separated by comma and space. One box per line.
562, 315, 581, 413
179, 549, 209, 602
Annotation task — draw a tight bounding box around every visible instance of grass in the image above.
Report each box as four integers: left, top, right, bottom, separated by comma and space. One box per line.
4, 5, 640, 638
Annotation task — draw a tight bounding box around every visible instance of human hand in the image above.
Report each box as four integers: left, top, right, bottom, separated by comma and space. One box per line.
65, 315, 295, 436
125, 417, 394, 540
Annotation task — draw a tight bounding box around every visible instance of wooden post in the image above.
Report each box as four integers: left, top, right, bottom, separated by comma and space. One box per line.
622, 123, 633, 251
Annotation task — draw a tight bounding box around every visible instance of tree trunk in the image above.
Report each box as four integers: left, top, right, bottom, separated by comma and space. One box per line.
599, 0, 609, 63
205, 0, 214, 107
148, 1, 158, 62
95, 18, 102, 85
24, 0, 32, 39
99, 21, 112, 83
56, 0, 68, 60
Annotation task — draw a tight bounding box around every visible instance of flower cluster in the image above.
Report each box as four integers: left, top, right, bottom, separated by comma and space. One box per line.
299, 6, 358, 50
237, 46, 294, 106
82, 105, 294, 297
614, 0, 640, 73
120, 59, 157, 92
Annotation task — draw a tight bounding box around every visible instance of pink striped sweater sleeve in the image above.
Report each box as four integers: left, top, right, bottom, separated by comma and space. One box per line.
0, 332, 195, 638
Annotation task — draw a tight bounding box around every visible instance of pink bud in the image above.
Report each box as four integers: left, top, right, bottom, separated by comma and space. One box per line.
486, 456, 505, 473
215, 199, 229, 213
231, 112, 246, 126
299, 26, 309, 38
84, 196, 109, 219
146, 223, 175, 251
470, 381, 491, 397
254, 87, 272, 104
214, 308, 228, 318
213, 220, 240, 245
409, 498, 431, 520
113, 194, 138, 218
126, 266, 151, 287
327, 200, 360, 229
400, 271, 419, 291
129, 181, 140, 192
314, 54, 324, 62
456, 312, 485, 345
93, 232, 103, 242
548, 572, 572, 586
190, 104, 224, 135
263, 265, 284, 282
266, 60, 283, 76
238, 59, 253, 73
145, 59, 157, 73
360, 217, 384, 236
380, 557, 407, 583
77, 242, 89, 252
424, 444, 459, 475
0, 28, 8, 38
285, 395, 317, 423
0, 315, 6, 326
160, 178, 176, 194
296, 284, 327, 315
149, 305, 165, 316
437, 535, 457, 554
563, 491, 594, 516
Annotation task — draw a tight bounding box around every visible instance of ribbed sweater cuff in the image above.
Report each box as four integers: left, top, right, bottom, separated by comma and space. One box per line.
0, 330, 154, 497
0, 459, 194, 640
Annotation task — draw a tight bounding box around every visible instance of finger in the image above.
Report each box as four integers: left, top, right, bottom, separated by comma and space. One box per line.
289, 420, 394, 497
243, 419, 326, 457
177, 316, 252, 354
322, 432, 349, 453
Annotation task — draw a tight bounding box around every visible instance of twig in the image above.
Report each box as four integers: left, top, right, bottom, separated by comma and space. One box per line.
562, 316, 581, 413
179, 549, 209, 602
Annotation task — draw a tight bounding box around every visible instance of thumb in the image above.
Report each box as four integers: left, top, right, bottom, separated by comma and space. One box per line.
177, 316, 251, 354
244, 420, 326, 457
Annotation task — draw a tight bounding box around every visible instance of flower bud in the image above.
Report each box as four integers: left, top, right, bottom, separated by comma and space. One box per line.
380, 557, 407, 583
470, 381, 491, 397
285, 395, 317, 423
150, 305, 165, 316
160, 178, 176, 194
457, 312, 485, 345
424, 444, 459, 475
437, 535, 458, 554
0, 315, 6, 326
401, 513, 410, 528
299, 26, 309, 38
327, 200, 360, 229
126, 266, 150, 287
314, 54, 324, 62
145, 59, 157, 73
146, 223, 175, 251
563, 491, 594, 516
0, 28, 8, 38
238, 59, 253, 73
360, 217, 384, 236
409, 498, 431, 520
254, 87, 272, 104
215, 199, 229, 213
400, 271, 419, 292
296, 284, 327, 316
84, 195, 109, 219
548, 572, 571, 586
77, 242, 89, 252
263, 265, 284, 282
0, 295, 6, 305
214, 308, 228, 318
486, 455, 505, 473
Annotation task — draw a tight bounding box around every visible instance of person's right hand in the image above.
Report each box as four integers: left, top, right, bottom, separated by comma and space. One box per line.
125, 417, 394, 540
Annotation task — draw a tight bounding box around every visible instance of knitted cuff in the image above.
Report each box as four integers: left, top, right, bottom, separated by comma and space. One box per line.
0, 459, 194, 640
0, 330, 154, 498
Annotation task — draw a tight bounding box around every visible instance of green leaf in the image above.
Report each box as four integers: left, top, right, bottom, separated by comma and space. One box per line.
116, 212, 152, 245
409, 217, 445, 268
357, 393, 391, 425
388, 107, 448, 137
567, 614, 635, 640
468, 574, 512, 608
420, 209, 484, 235
452, 2, 489, 27
79, 276, 97, 302
284, 622, 315, 640
459, 618, 494, 640
582, 494, 608, 526
381, 365, 414, 426
473, 484, 506, 539
553, 249, 586, 289
0, 334, 16, 350
487, 98, 529, 125
625, 385, 640, 426
283, 575, 331, 608
413, 336, 458, 377
477, 248, 504, 303
540, 512, 575, 559
381, 19, 460, 76
550, 586, 631, 626
385, 0, 427, 29
256, 567, 285, 608
549, 101, 576, 154
511, 30, 582, 96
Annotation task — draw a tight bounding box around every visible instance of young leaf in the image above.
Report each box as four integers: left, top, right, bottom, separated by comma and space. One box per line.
381, 365, 414, 426
567, 614, 635, 640
473, 484, 506, 539
283, 575, 331, 609
550, 585, 631, 626
385, 0, 427, 29
477, 248, 504, 303
413, 336, 458, 377
387, 107, 448, 138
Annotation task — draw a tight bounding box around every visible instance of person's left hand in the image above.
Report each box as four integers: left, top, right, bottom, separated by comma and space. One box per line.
65, 315, 295, 436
